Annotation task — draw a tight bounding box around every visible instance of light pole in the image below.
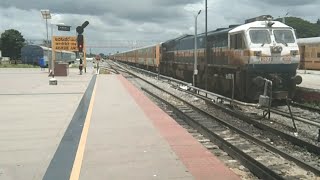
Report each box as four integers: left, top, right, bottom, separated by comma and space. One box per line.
41, 9, 57, 85
283, 11, 289, 24
193, 10, 201, 87
40, 10, 52, 74
205, 0, 208, 90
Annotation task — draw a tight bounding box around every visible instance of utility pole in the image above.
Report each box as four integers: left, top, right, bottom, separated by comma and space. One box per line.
193, 10, 201, 87
41, 9, 57, 85
283, 12, 289, 24
205, 0, 208, 90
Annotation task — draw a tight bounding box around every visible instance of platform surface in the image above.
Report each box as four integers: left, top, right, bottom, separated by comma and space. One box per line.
297, 70, 320, 90
78, 75, 239, 180
0, 68, 94, 180
0, 68, 239, 180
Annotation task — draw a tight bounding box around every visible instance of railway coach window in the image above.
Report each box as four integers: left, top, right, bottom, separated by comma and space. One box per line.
249, 30, 271, 44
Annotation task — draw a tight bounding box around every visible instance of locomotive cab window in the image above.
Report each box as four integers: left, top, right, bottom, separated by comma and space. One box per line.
274, 30, 295, 44
249, 30, 271, 44
230, 33, 246, 49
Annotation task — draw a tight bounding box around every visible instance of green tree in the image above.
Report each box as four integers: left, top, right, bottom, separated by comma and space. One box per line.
0, 29, 25, 59
317, 19, 320, 25
284, 17, 320, 38
99, 53, 105, 58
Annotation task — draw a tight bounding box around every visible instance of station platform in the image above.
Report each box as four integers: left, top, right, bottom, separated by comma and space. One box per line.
297, 70, 320, 90
73, 75, 240, 180
295, 70, 320, 101
0, 68, 94, 180
0, 68, 240, 180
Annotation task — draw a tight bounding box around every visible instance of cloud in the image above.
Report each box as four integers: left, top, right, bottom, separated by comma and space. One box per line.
0, 0, 319, 54
258, 0, 318, 6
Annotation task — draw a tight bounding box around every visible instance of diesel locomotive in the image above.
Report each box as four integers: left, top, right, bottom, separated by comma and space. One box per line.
112, 15, 302, 102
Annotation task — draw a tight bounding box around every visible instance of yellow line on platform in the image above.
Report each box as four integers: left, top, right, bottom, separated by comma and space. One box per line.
69, 77, 98, 180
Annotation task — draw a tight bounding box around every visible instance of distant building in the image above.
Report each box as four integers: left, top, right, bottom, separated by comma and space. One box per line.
0, 49, 12, 64
0, 57, 10, 64
21, 45, 76, 67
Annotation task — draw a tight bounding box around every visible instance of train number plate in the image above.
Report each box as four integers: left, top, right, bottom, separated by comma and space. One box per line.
261, 57, 272, 63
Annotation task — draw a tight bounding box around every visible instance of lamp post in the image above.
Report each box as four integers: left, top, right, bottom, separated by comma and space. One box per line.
193, 10, 201, 87
205, 0, 208, 90
41, 9, 57, 85
40, 10, 53, 74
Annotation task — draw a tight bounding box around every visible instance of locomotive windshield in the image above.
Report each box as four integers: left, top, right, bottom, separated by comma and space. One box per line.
249, 30, 271, 44
273, 30, 295, 44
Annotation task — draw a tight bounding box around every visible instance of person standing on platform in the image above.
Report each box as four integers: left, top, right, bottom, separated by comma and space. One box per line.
96, 61, 99, 74
39, 58, 45, 71
79, 59, 83, 75
95, 55, 100, 74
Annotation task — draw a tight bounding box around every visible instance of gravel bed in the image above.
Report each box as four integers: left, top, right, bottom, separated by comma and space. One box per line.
240, 105, 320, 145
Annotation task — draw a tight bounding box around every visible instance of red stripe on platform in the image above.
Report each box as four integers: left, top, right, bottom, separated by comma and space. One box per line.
117, 75, 240, 180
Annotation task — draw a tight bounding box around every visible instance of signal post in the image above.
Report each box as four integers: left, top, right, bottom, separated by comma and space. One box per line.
76, 21, 89, 75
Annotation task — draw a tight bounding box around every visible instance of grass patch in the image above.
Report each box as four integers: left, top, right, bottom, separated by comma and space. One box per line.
302, 101, 320, 108
0, 64, 40, 68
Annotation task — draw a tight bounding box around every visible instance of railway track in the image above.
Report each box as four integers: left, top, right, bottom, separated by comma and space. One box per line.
292, 101, 320, 113
181, 90, 320, 152
99, 61, 120, 74
113, 60, 320, 145
163, 110, 257, 179
142, 88, 318, 179
268, 107, 320, 128
266, 101, 320, 143
107, 60, 320, 179
110, 61, 320, 146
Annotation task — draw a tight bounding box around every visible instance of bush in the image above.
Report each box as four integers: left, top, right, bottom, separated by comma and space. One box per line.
69, 64, 79, 68
0, 64, 39, 68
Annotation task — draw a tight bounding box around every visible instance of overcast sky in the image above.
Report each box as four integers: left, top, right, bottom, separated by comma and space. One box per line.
0, 0, 319, 54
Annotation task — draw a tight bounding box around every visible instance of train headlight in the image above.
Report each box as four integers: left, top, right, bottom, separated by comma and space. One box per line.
254, 51, 262, 56
290, 50, 298, 56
